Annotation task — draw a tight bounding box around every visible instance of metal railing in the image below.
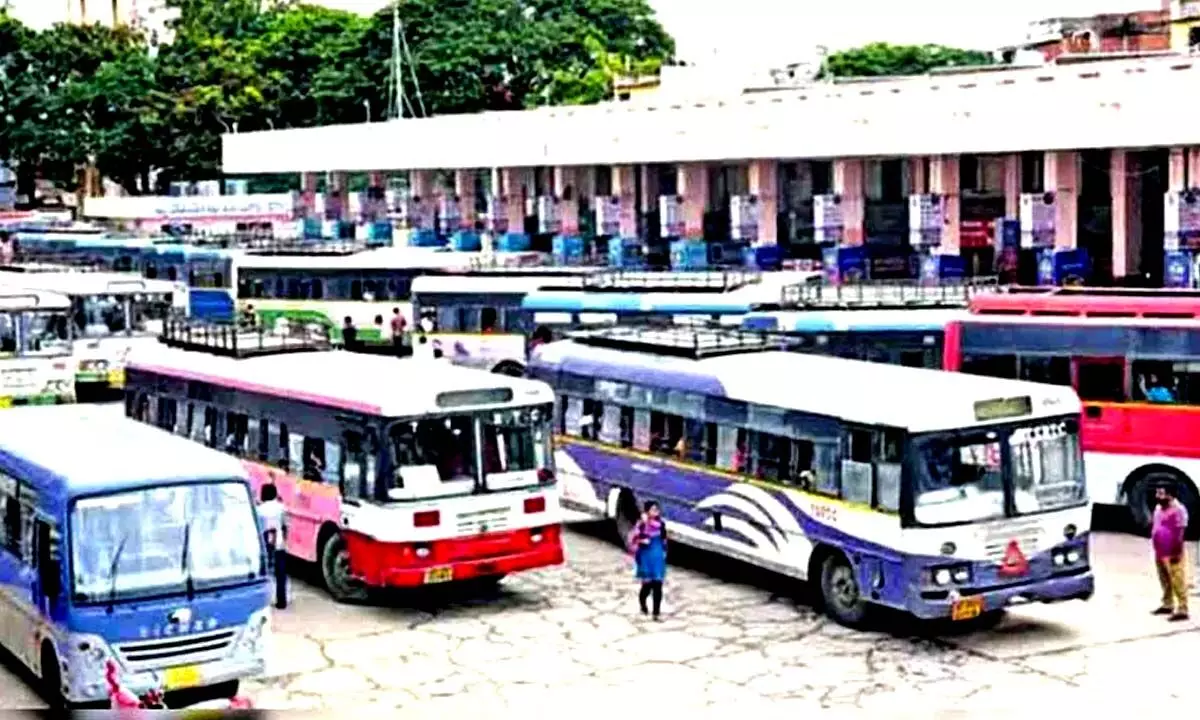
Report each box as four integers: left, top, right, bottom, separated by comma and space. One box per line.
570, 324, 794, 359
0, 261, 107, 274
778, 277, 1000, 309
159, 316, 331, 358
581, 268, 763, 293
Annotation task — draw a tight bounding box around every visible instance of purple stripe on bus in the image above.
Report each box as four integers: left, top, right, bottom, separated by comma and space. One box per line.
553, 353, 726, 397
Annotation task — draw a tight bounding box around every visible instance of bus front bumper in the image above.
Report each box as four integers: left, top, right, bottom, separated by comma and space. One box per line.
909, 569, 1095, 621
349, 527, 566, 588
0, 392, 74, 408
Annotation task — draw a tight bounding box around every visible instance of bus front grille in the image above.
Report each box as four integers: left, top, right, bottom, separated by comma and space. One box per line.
983, 522, 1044, 562
114, 628, 238, 671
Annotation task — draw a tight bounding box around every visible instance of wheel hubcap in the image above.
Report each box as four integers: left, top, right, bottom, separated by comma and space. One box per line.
830, 566, 859, 610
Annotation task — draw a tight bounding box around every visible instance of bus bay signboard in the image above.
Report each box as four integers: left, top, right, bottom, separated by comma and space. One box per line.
83, 193, 295, 221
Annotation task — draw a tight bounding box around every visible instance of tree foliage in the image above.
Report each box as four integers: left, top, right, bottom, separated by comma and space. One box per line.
0, 0, 674, 199
818, 42, 993, 80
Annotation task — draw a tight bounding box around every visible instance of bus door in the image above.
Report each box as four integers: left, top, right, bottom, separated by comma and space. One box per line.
1072, 356, 1127, 436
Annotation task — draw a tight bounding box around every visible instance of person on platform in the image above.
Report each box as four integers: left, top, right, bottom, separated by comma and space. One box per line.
258, 483, 288, 610
390, 307, 407, 356
627, 501, 668, 621
1151, 483, 1189, 622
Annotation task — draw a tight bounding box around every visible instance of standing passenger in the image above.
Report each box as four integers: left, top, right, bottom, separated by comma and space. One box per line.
1151, 483, 1189, 621
258, 484, 288, 610
628, 501, 668, 621
390, 307, 407, 356
341, 316, 358, 352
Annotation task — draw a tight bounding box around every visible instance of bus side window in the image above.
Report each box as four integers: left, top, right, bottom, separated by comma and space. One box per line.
619, 407, 636, 449
480, 307, 498, 333
682, 419, 717, 466
224, 411, 249, 456
0, 473, 21, 559
301, 436, 326, 482
840, 428, 874, 505
632, 409, 652, 452
874, 428, 904, 512
341, 432, 366, 498
961, 354, 1017, 379
714, 425, 745, 472
254, 418, 270, 462
202, 406, 219, 449
1019, 356, 1071, 386
156, 397, 177, 432
271, 423, 292, 471
324, 439, 342, 485
563, 397, 584, 438
1075, 360, 1127, 402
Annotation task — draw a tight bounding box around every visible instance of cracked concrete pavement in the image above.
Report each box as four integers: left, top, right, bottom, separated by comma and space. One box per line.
246, 527, 1197, 715
0, 527, 1194, 713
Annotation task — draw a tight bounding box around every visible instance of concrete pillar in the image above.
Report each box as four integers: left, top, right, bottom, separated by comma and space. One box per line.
1002, 154, 1021, 218
748, 159, 778, 247
908, 157, 928, 195
832, 158, 865, 246
1044, 151, 1079, 250
1110, 150, 1140, 279
577, 166, 596, 202
453, 169, 476, 232
677, 162, 708, 240
1169, 147, 1188, 192
612, 165, 639, 239
929, 156, 961, 254
498, 168, 526, 238
327, 171, 348, 221
299, 172, 318, 218
553, 166, 580, 236
639, 165, 659, 216
1189, 148, 1200, 188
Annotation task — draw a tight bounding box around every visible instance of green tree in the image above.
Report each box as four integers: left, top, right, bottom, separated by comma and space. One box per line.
818, 42, 993, 79
0, 9, 33, 195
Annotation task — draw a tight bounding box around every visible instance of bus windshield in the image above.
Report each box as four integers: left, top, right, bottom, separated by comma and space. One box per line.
480, 405, 553, 483
70, 481, 264, 605
24, 310, 71, 356
71, 293, 173, 337
909, 417, 1085, 526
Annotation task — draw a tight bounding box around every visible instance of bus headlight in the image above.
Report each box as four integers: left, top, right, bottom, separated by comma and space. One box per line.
1053, 548, 1083, 566
1065, 550, 1081, 564
929, 564, 972, 586
934, 568, 952, 585
66, 633, 111, 675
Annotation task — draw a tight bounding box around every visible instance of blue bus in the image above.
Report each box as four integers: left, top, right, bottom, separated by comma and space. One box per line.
739, 309, 966, 369
0, 405, 269, 706
532, 327, 1093, 626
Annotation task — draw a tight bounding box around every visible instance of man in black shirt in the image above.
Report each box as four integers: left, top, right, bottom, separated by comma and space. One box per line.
341, 316, 358, 352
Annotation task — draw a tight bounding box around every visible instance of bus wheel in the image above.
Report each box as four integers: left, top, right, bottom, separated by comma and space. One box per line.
1127, 469, 1198, 538
40, 643, 65, 709
320, 533, 369, 604
820, 553, 867, 627
612, 490, 639, 548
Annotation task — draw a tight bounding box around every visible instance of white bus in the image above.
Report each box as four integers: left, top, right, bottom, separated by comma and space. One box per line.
0, 271, 186, 393
0, 287, 75, 407
123, 320, 565, 602
530, 326, 1093, 626
234, 248, 554, 349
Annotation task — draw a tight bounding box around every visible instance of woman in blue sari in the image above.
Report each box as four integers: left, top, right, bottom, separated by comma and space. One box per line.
627, 500, 668, 620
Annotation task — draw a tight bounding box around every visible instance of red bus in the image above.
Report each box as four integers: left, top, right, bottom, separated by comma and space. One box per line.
945, 287, 1200, 533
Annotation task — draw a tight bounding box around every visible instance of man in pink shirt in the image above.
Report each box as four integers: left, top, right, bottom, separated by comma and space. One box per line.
1151, 484, 1190, 621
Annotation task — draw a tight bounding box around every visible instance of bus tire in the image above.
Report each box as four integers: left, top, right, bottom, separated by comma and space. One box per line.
819, 552, 868, 628
319, 532, 369, 604
491, 361, 525, 378
1126, 467, 1199, 538
40, 642, 66, 709
613, 489, 639, 548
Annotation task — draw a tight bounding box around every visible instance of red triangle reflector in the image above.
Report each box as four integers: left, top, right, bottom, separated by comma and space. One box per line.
998, 539, 1029, 576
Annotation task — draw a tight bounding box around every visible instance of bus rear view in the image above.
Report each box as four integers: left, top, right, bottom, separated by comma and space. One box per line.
0, 406, 269, 707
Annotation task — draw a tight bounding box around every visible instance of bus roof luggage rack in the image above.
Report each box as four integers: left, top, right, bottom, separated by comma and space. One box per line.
569, 325, 792, 359
581, 269, 762, 293
778, 277, 1000, 309
0, 261, 105, 273
227, 237, 369, 256
159, 317, 331, 358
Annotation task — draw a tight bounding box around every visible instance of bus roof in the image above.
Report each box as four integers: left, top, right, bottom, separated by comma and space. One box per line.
531, 336, 1079, 432
235, 248, 531, 272
412, 274, 587, 296
521, 271, 816, 315
0, 286, 72, 311
971, 286, 1200, 318
0, 271, 183, 296
956, 314, 1200, 330
741, 309, 967, 333
127, 346, 556, 417
0, 405, 249, 500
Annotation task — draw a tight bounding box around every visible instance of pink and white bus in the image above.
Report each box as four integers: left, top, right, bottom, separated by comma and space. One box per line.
122, 320, 564, 602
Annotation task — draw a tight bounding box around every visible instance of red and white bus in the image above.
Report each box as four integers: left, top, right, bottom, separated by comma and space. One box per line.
945, 287, 1200, 532
122, 320, 564, 602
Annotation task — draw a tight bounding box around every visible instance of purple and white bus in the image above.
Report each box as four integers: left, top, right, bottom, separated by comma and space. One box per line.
529, 326, 1094, 627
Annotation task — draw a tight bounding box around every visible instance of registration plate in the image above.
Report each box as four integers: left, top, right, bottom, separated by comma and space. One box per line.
423, 566, 453, 584
163, 664, 202, 690
951, 596, 984, 621
0, 397, 10, 409
107, 369, 125, 388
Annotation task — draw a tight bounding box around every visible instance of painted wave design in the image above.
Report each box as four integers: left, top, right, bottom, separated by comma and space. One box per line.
695, 483, 814, 565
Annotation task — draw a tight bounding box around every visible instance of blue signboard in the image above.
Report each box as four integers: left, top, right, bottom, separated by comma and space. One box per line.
1165, 250, 1193, 288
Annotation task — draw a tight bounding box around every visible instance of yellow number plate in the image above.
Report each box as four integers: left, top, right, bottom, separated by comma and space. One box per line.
423, 566, 453, 584
107, 369, 125, 388
951, 596, 984, 621
163, 664, 202, 690
0, 397, 10, 409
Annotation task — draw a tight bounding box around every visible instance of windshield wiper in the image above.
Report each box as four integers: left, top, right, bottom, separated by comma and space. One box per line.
106, 533, 130, 615
181, 519, 195, 602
